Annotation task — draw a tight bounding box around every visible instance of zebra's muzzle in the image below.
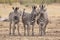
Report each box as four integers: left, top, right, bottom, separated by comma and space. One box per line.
14, 16, 19, 24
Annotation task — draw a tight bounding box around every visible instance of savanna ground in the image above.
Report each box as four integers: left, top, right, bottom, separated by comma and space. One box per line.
0, 3, 60, 40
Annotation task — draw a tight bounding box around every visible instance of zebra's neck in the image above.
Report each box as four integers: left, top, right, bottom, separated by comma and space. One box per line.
14, 10, 18, 13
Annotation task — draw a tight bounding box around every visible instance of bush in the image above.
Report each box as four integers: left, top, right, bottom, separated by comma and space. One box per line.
0, 0, 60, 4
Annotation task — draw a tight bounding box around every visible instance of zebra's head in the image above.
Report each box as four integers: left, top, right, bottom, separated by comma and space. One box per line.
32, 5, 37, 10
31, 5, 38, 21
39, 4, 45, 9
38, 4, 46, 14
39, 4, 46, 11
12, 7, 19, 12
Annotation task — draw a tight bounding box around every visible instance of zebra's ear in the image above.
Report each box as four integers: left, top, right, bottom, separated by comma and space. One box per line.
32, 5, 37, 9
12, 7, 14, 10
16, 7, 19, 10
39, 4, 41, 8
43, 5, 45, 8
23, 9, 25, 12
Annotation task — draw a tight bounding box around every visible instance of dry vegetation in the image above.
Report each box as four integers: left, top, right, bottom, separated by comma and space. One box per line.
0, 3, 60, 40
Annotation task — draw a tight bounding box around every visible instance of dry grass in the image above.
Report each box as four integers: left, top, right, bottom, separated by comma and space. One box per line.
0, 3, 60, 40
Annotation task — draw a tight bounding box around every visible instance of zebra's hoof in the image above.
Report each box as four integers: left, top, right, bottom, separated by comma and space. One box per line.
12, 33, 15, 36
13, 34, 16, 36
18, 33, 21, 36
27, 34, 29, 36
39, 34, 45, 36
24, 34, 26, 36
39, 34, 42, 36
32, 34, 34, 36
39, 35, 42, 36
32, 33, 34, 36
9, 33, 11, 35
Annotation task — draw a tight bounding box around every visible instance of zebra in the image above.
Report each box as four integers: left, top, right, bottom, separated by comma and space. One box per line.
9, 7, 21, 35
22, 6, 38, 36
37, 4, 48, 36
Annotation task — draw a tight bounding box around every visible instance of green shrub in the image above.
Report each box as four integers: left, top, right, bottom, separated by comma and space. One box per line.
0, 0, 60, 4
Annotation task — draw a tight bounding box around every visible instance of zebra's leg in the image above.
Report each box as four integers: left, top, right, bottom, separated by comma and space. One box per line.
27, 24, 30, 36
39, 23, 43, 36
13, 23, 15, 35
42, 26, 44, 36
17, 23, 20, 35
43, 23, 47, 35
43, 20, 48, 35
24, 24, 26, 36
32, 24, 34, 36
9, 22, 12, 35
39, 24, 40, 36
44, 21, 48, 35
42, 23, 46, 36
